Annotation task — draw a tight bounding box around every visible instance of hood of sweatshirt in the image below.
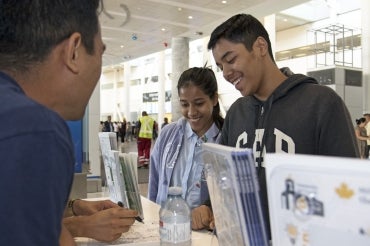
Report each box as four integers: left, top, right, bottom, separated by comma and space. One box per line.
220, 69, 321, 151
249, 73, 317, 126
250, 73, 318, 107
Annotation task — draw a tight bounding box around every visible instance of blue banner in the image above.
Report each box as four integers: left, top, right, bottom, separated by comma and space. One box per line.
67, 120, 83, 173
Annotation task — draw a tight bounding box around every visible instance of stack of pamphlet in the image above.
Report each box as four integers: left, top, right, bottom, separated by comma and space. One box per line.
265, 153, 370, 246
201, 143, 269, 246
98, 132, 143, 220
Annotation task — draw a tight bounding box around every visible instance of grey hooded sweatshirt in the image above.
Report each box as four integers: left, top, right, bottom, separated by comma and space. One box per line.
220, 72, 359, 237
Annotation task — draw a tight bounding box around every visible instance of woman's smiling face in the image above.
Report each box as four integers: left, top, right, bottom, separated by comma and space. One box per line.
179, 83, 218, 137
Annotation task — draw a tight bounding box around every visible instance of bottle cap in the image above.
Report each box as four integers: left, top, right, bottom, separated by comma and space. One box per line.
168, 186, 182, 196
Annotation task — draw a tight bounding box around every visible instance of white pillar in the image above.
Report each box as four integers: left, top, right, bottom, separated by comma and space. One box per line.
113, 69, 119, 121
203, 37, 211, 66
157, 51, 166, 131
87, 79, 101, 177
123, 63, 130, 121
171, 37, 189, 121
362, 0, 370, 113
139, 59, 145, 115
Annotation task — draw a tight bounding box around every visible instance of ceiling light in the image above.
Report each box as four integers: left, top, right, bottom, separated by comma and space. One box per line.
161, 28, 166, 31
120, 45, 124, 48
188, 16, 193, 19
283, 18, 288, 22
222, 0, 227, 3
178, 7, 182, 11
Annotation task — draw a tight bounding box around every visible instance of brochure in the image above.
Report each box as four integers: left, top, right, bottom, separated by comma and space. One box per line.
98, 132, 143, 220
201, 143, 269, 246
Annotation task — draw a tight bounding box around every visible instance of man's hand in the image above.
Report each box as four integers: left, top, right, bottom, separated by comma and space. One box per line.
191, 205, 215, 230
64, 207, 138, 242
73, 199, 118, 216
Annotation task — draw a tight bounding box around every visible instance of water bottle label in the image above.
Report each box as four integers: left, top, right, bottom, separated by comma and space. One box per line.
159, 221, 191, 243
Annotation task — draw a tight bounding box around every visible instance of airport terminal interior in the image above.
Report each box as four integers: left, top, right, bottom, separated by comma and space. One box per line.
70, 0, 370, 201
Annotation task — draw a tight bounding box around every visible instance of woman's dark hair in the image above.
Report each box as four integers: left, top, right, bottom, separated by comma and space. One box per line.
0, 0, 100, 72
177, 67, 224, 130
356, 117, 366, 125
208, 13, 275, 62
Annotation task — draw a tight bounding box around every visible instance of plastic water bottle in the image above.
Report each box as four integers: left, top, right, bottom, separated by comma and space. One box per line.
159, 186, 191, 246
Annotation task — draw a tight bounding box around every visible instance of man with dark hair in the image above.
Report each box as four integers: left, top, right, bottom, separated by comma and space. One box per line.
103, 115, 114, 132
204, 13, 359, 238
0, 1, 136, 245
161, 117, 169, 129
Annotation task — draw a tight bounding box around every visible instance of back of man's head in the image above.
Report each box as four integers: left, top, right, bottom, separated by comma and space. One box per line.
0, 0, 100, 73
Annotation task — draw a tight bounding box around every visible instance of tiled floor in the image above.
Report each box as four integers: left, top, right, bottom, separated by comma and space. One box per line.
138, 183, 149, 198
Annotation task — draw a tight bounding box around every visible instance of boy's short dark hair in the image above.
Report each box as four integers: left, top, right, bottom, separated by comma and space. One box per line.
208, 13, 275, 61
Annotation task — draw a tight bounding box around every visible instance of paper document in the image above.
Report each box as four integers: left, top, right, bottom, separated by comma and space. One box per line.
266, 153, 370, 246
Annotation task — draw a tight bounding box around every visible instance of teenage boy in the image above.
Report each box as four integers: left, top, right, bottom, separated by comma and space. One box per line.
202, 13, 359, 237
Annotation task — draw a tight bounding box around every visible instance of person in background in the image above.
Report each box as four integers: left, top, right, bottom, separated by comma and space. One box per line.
161, 117, 169, 129
103, 115, 114, 132
0, 1, 137, 245
126, 121, 132, 142
120, 119, 127, 143
152, 120, 159, 141
202, 13, 359, 238
355, 117, 370, 159
137, 111, 155, 167
99, 121, 104, 132
364, 113, 370, 159
148, 67, 224, 230
132, 121, 138, 139
63, 199, 136, 243
113, 121, 120, 143
113, 121, 119, 142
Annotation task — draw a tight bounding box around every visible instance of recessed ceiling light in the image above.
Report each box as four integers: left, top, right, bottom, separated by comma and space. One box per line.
222, 0, 227, 3
178, 7, 182, 11
161, 28, 166, 31
120, 45, 124, 48
188, 16, 193, 19
283, 18, 288, 22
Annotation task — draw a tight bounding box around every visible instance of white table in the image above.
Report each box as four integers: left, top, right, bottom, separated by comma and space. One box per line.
75, 196, 218, 246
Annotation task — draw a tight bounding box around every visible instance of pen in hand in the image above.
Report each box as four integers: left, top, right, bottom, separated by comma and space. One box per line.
117, 201, 144, 224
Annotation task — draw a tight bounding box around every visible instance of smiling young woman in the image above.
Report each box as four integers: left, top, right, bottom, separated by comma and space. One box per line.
148, 67, 224, 230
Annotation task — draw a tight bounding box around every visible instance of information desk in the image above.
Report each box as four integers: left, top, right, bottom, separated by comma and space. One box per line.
75, 196, 218, 246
